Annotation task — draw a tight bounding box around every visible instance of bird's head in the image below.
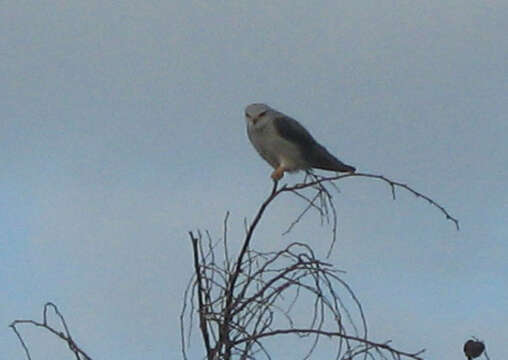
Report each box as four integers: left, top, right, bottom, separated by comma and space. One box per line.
245, 103, 271, 128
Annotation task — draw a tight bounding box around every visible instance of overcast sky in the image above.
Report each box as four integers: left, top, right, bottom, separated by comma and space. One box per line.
2, 1, 507, 359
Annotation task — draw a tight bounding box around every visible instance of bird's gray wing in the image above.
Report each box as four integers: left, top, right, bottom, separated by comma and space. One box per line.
273, 115, 318, 149
273, 114, 355, 173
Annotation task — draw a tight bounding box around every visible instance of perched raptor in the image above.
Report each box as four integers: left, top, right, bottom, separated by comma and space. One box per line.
245, 103, 355, 181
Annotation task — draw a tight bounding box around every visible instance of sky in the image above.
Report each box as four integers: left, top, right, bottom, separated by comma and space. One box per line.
1, 1, 507, 359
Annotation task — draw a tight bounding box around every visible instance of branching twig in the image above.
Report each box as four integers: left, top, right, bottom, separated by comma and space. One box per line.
280, 172, 459, 230
190, 232, 213, 359
10, 302, 92, 360
279, 172, 458, 256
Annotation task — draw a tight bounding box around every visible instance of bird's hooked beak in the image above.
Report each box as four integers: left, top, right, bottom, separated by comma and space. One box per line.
246, 110, 267, 125
246, 113, 258, 125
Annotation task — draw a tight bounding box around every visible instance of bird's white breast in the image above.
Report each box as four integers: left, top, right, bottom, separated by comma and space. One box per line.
247, 117, 309, 171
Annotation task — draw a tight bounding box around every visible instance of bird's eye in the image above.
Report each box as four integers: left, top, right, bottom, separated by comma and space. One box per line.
258, 111, 267, 117
245, 112, 251, 118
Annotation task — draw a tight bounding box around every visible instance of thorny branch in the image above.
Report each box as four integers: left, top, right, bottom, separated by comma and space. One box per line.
280, 172, 459, 257
182, 172, 457, 359
293, 172, 460, 230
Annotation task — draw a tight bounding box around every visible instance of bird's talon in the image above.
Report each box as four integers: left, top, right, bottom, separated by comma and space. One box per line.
271, 167, 285, 181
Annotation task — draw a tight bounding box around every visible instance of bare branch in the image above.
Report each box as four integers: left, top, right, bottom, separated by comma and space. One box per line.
279, 172, 459, 231
10, 303, 92, 360
189, 231, 213, 359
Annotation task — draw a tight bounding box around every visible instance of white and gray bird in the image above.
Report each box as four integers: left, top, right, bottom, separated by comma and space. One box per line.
245, 103, 355, 181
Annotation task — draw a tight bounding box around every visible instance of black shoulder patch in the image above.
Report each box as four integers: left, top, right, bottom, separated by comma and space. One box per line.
273, 115, 317, 149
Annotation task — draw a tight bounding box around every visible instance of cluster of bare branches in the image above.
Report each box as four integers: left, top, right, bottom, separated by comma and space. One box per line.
10, 172, 460, 360
181, 172, 458, 359
182, 233, 423, 360
10, 302, 92, 360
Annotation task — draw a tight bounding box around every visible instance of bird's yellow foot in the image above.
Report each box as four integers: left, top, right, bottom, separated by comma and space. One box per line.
271, 166, 285, 181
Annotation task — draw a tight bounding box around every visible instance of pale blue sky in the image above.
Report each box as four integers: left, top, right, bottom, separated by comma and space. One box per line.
2, 1, 507, 359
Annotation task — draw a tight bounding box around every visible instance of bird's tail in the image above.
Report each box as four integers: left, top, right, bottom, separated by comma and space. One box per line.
309, 144, 356, 173
333, 162, 356, 173
315, 159, 356, 173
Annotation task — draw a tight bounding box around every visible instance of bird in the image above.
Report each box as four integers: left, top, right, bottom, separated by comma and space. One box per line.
463, 339, 485, 360
245, 103, 355, 181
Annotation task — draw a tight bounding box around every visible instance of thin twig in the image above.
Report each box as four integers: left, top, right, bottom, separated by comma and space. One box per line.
189, 231, 213, 359
10, 303, 92, 360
